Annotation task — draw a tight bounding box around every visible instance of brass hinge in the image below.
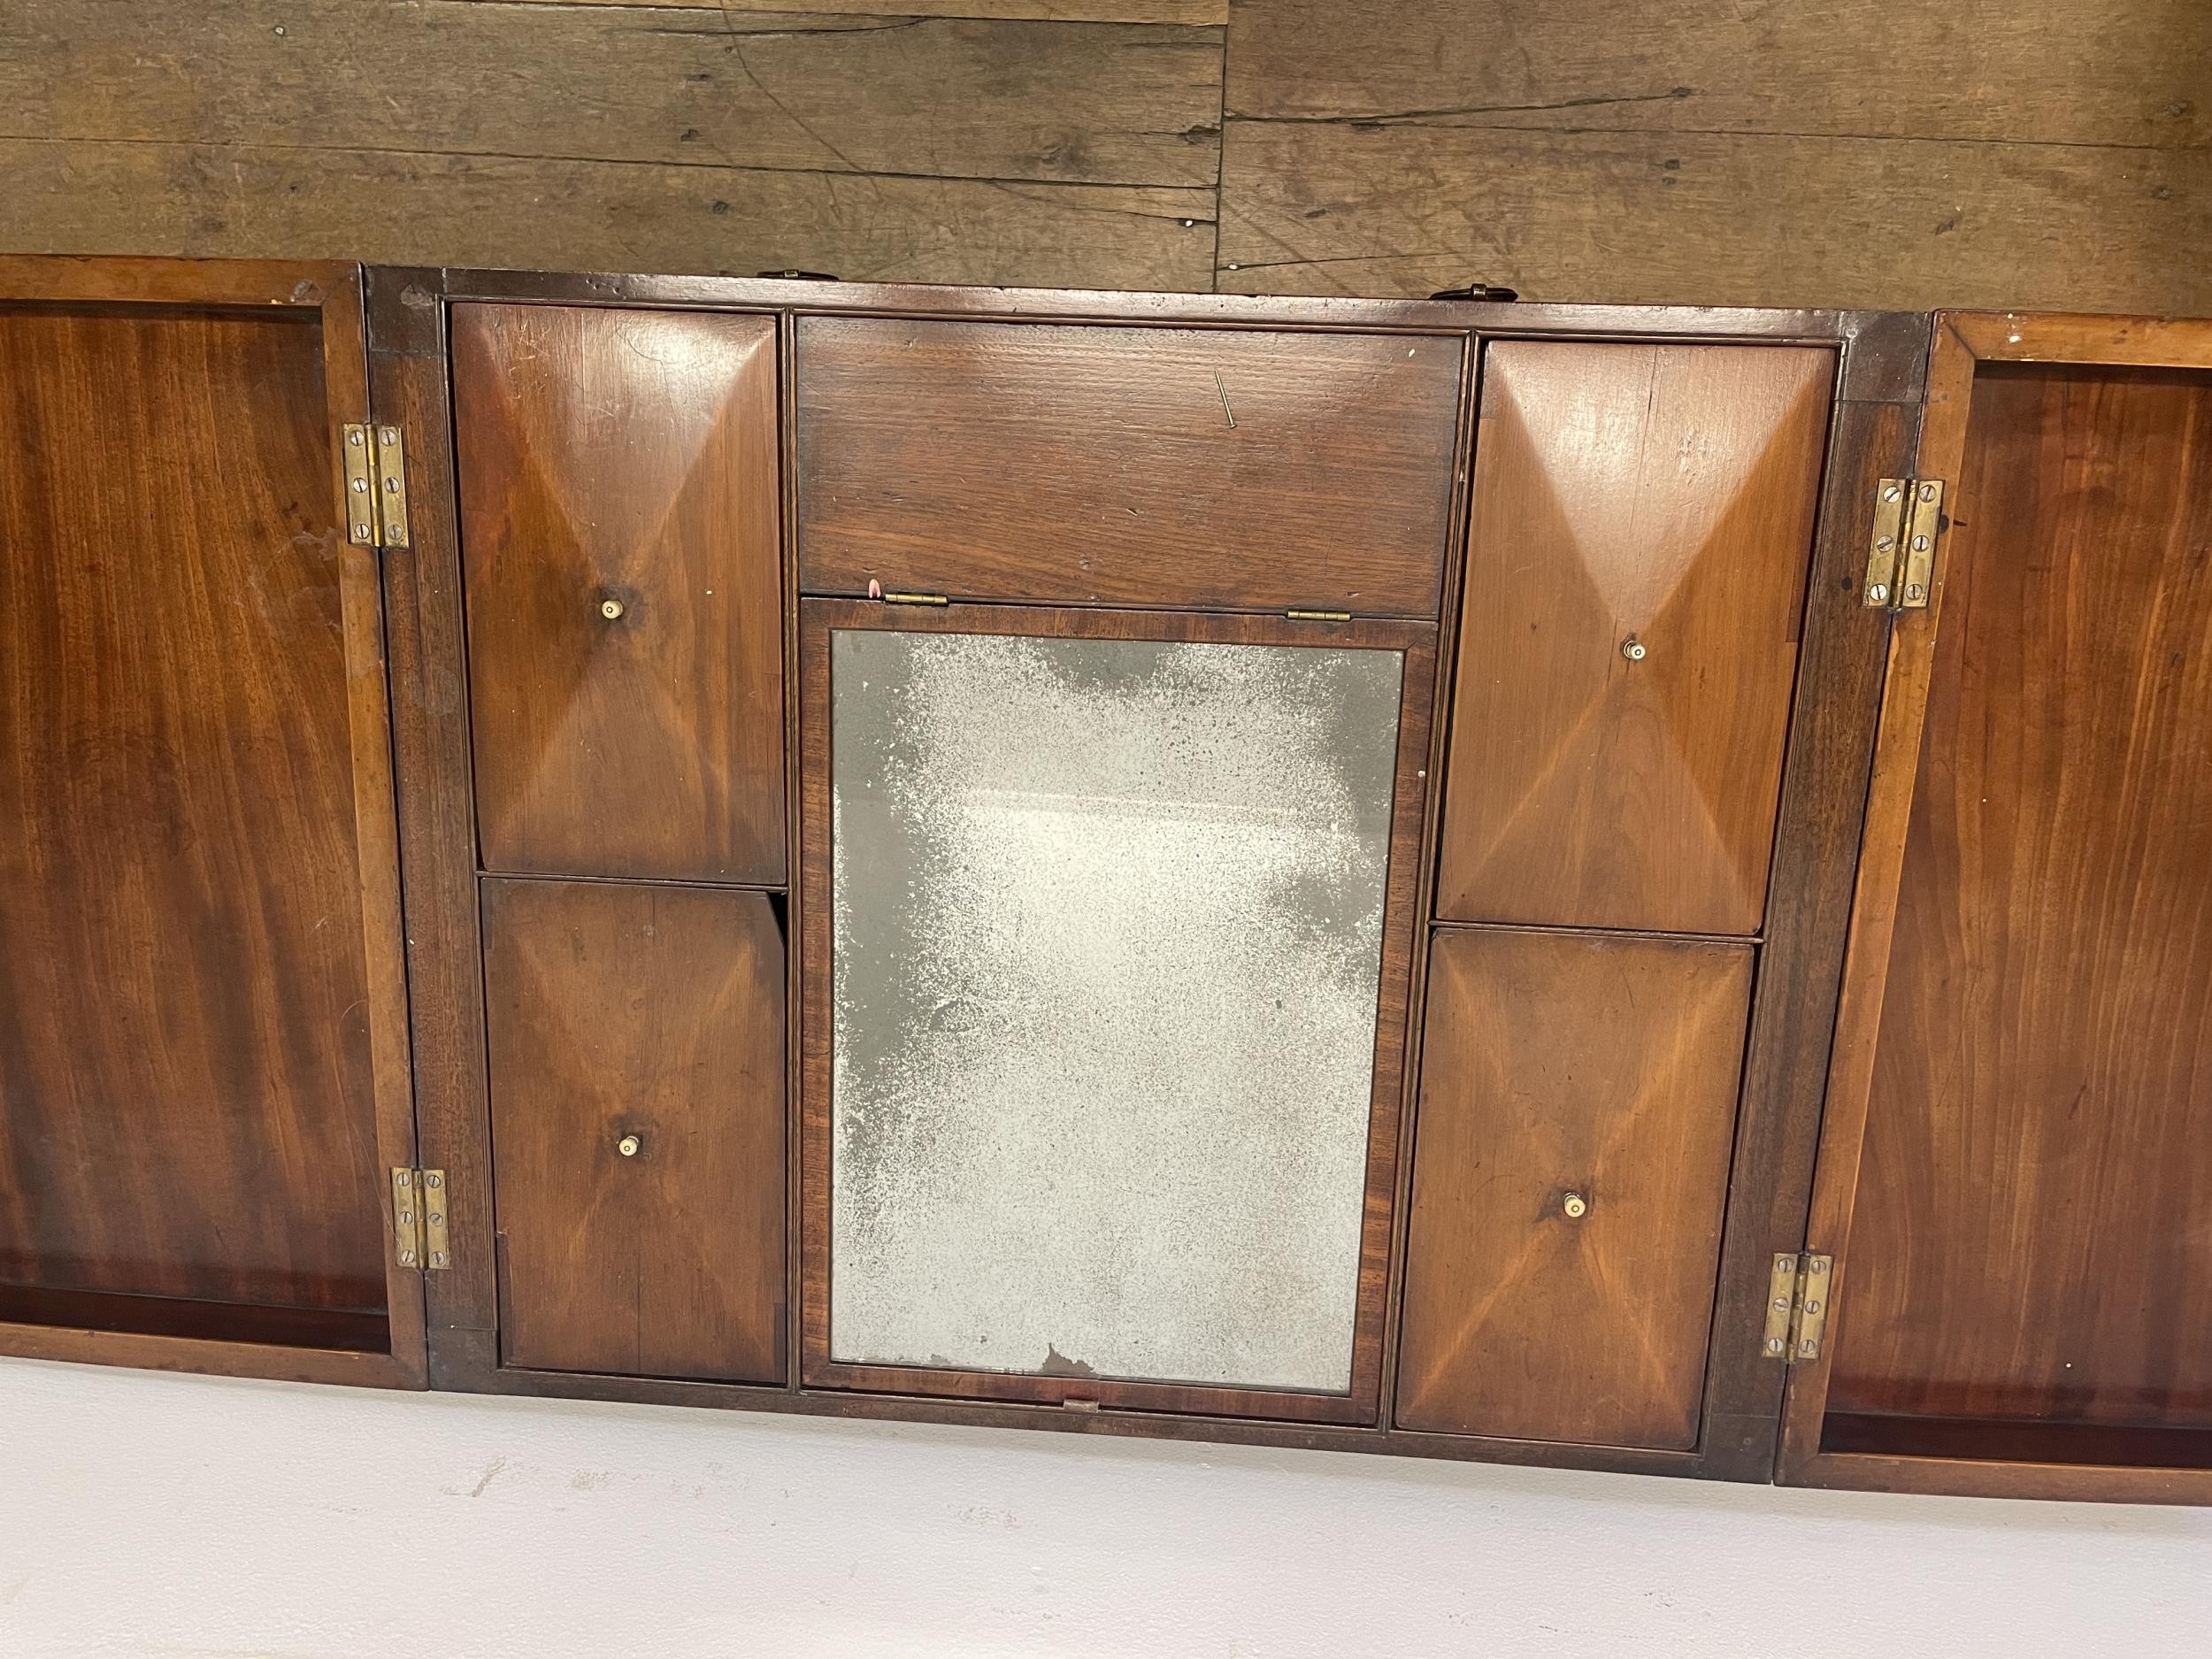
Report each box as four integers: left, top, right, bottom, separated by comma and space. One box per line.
342, 423, 411, 550
390, 1167, 452, 1271
1286, 609, 1354, 622
1762, 1251, 1833, 1364
1863, 477, 1943, 610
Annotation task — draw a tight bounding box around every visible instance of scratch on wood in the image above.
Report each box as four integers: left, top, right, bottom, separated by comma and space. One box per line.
1214, 367, 1236, 426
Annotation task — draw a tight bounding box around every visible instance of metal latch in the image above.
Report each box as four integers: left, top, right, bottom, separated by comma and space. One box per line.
1763, 1251, 1833, 1363
1863, 478, 1942, 610
342, 423, 411, 550
390, 1168, 452, 1271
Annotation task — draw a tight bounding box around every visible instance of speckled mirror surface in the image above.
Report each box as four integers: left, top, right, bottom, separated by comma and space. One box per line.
828, 628, 1402, 1393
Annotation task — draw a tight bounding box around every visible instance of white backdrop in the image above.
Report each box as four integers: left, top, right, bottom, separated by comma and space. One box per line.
2, 1356, 2205, 1657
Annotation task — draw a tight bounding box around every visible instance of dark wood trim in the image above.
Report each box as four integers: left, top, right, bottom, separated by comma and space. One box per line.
445, 1361, 1705, 1479
796, 597, 1433, 1425
434, 265, 1872, 342
779, 309, 805, 1393
365, 265, 500, 1379
1375, 311, 1483, 1432
1691, 321, 1932, 1479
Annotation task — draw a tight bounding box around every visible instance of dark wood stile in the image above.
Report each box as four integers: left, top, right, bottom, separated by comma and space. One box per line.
366, 265, 501, 1373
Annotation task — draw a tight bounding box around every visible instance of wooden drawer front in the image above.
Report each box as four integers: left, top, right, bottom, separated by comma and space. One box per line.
484, 879, 786, 1383
795, 317, 1463, 615
456, 303, 785, 882
1437, 342, 1833, 934
1397, 928, 1752, 1448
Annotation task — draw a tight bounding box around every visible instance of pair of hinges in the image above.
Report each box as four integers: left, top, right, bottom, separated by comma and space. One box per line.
1763, 1252, 1832, 1363
1863, 477, 1943, 610
342, 423, 411, 550
390, 1168, 452, 1271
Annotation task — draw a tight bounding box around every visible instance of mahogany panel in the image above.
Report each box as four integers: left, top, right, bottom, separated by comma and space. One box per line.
0, 299, 397, 1326
1826, 361, 2212, 1432
795, 318, 1463, 615
1397, 926, 1753, 1448
485, 877, 786, 1383
1437, 342, 1835, 934
454, 303, 785, 882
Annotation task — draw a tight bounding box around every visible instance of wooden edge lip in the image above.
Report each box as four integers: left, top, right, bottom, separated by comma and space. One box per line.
800, 595, 1438, 649
0, 253, 360, 310
1787, 1449, 2212, 1508
1938, 310, 2212, 368
426, 265, 1877, 340
452, 1362, 1706, 1473
0, 1325, 423, 1390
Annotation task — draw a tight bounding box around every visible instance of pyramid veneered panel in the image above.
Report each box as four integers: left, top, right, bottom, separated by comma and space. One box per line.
455, 303, 786, 882
1437, 341, 1834, 935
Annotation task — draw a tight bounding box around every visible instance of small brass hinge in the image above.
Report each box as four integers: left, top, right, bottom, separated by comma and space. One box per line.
1762, 1251, 1833, 1364
1863, 477, 1943, 610
342, 423, 411, 550
1286, 609, 1354, 622
390, 1167, 452, 1271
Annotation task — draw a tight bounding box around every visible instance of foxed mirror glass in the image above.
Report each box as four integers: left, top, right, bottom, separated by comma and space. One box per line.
828, 627, 1403, 1393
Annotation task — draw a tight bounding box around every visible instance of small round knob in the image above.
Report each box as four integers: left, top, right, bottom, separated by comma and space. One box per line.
1619, 636, 1647, 663
1562, 1192, 1588, 1219
616, 1133, 641, 1158
600, 596, 626, 620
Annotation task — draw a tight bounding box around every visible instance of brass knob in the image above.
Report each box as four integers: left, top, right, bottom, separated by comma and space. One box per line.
1562, 1191, 1589, 1219
617, 1133, 641, 1158
600, 596, 626, 621
1619, 636, 1647, 663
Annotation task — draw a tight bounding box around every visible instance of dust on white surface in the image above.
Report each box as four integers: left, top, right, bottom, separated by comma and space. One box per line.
829, 630, 1402, 1392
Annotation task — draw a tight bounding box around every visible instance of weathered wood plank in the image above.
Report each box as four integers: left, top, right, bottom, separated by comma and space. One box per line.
536, 0, 1227, 20
1225, 0, 2208, 149
1217, 120, 2210, 311
4, 2, 1223, 188
0, 139, 1216, 290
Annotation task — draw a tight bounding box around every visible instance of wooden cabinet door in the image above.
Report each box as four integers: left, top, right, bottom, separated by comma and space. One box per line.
484, 878, 785, 1382
1397, 929, 1752, 1448
1783, 315, 2212, 1503
0, 258, 421, 1386
454, 303, 785, 883
1437, 342, 1834, 934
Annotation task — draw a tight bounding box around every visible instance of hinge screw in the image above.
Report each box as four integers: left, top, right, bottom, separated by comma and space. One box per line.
1867, 582, 1890, 605
398, 1249, 416, 1265
425, 1173, 442, 1190
1905, 583, 1924, 603
348, 429, 365, 448
1767, 1337, 1785, 1354
1882, 483, 1902, 503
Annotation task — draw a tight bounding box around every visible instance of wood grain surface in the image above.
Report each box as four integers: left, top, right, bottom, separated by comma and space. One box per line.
456, 303, 786, 883
1437, 341, 1833, 934
0, 300, 399, 1324
485, 878, 787, 1382
1397, 928, 1753, 1449
10, 1, 2201, 308
1827, 359, 2212, 1432
796, 317, 1463, 613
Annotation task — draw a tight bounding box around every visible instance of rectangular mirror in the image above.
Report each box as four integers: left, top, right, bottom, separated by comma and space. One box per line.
802, 603, 1430, 1416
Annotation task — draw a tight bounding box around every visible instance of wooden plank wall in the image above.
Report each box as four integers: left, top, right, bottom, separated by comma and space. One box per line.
4, 0, 2206, 309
